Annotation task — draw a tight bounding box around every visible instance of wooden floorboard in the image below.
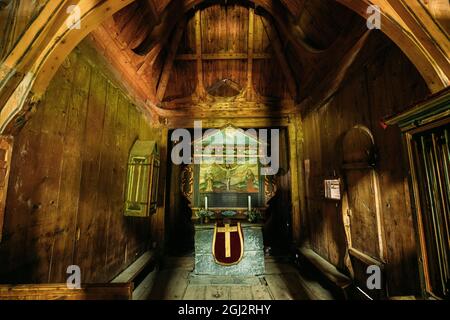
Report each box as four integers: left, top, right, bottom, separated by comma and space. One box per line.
251, 285, 273, 300
189, 275, 261, 286
278, 273, 310, 300
183, 285, 207, 300
265, 274, 296, 300
148, 269, 190, 300
230, 286, 253, 300
132, 266, 159, 300
296, 272, 334, 300
137, 256, 333, 300
205, 285, 230, 300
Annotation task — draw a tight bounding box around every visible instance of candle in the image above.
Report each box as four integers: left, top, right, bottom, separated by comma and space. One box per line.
205, 196, 208, 210
248, 195, 251, 212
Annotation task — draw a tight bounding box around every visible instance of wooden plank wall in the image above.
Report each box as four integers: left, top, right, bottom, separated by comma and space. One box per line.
301, 33, 431, 296
0, 42, 162, 284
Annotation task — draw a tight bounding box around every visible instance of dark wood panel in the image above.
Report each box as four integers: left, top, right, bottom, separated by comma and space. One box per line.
301, 36, 430, 296
0, 44, 161, 284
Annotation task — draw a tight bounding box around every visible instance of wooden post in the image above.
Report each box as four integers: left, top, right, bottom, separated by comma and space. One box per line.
288, 116, 302, 244
152, 127, 169, 248
0, 135, 13, 241
294, 114, 307, 242
246, 8, 255, 100
194, 10, 206, 97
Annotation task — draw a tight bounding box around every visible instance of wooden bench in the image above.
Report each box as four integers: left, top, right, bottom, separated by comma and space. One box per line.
112, 250, 156, 284
112, 250, 158, 300
297, 246, 352, 299
0, 283, 133, 300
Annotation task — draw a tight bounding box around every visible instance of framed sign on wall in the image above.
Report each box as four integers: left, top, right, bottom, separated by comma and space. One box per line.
324, 179, 341, 200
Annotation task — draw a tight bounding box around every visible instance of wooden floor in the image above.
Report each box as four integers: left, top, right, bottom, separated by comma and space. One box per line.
134, 256, 333, 300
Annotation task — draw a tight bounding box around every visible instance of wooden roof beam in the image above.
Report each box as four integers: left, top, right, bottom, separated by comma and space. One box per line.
194, 10, 206, 97
135, 1, 188, 75
300, 29, 372, 114
246, 7, 256, 100
144, 0, 160, 24
336, 0, 449, 92
175, 53, 272, 60
260, 15, 298, 100
156, 19, 186, 102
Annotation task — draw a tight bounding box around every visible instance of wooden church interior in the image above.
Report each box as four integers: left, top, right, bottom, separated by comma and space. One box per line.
0, 0, 449, 300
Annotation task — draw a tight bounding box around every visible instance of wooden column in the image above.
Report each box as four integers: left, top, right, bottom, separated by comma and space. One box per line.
288, 115, 303, 244
0, 135, 13, 241
152, 127, 169, 248
194, 10, 206, 97
246, 8, 255, 100
295, 113, 307, 242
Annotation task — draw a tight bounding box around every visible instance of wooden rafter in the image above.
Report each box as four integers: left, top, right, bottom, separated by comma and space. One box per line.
135, 1, 187, 76
145, 0, 160, 24
300, 29, 372, 113
156, 19, 186, 102
175, 53, 272, 60
89, 26, 157, 117
336, 0, 450, 91
260, 16, 298, 99
194, 10, 206, 97
246, 7, 256, 99
153, 98, 296, 126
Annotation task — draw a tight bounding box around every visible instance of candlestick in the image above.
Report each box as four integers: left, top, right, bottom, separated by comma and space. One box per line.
248, 195, 251, 212
205, 196, 208, 210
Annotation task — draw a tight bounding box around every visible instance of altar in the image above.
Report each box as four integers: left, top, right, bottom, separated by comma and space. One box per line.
194, 223, 265, 276
180, 125, 277, 276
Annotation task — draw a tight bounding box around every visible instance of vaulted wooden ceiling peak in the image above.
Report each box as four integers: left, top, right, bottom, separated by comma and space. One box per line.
89, 0, 370, 121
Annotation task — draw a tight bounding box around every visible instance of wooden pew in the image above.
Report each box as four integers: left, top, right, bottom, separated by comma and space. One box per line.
112, 250, 156, 284
0, 283, 133, 300
111, 250, 158, 300
296, 246, 352, 299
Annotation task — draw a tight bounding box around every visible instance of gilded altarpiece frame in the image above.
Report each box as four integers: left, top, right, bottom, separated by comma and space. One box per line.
181, 125, 276, 220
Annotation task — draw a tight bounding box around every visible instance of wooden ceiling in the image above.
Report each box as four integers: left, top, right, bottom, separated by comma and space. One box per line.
89, 0, 370, 121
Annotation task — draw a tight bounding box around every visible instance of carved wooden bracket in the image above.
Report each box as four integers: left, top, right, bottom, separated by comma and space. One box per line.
264, 175, 277, 205
181, 164, 194, 203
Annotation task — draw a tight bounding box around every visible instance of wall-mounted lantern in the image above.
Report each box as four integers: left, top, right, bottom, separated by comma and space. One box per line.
124, 140, 160, 217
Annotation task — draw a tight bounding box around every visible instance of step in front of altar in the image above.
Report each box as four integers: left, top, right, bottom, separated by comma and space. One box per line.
194, 223, 265, 276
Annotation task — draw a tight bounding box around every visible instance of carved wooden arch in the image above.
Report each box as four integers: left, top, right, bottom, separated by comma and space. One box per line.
342, 125, 377, 166
0, 0, 137, 134
336, 0, 449, 92
0, 0, 448, 134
